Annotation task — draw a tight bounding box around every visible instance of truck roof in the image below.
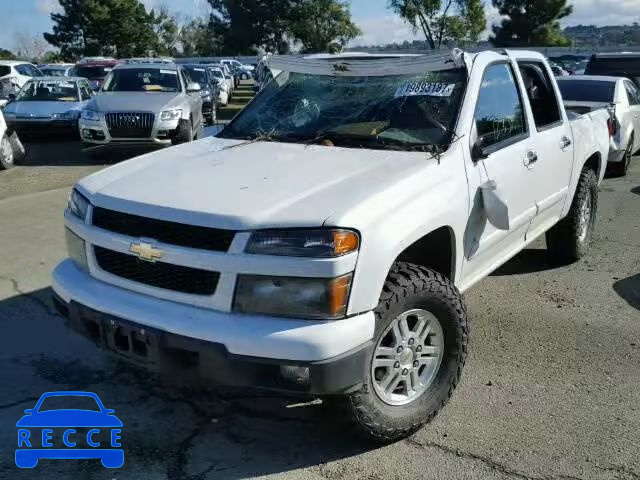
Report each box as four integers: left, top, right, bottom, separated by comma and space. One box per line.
113, 63, 179, 71
268, 49, 547, 77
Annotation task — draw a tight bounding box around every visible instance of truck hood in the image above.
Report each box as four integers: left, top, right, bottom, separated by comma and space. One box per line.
88, 92, 181, 112
78, 137, 431, 230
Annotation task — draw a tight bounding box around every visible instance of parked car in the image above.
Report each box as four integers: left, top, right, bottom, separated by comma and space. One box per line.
0, 61, 43, 107
585, 53, 640, 87
182, 64, 219, 124
124, 57, 174, 64
211, 63, 234, 97
2, 77, 93, 137
74, 59, 120, 91
78, 63, 203, 149
39, 64, 75, 77
0, 108, 25, 170
53, 50, 610, 442
221, 59, 253, 82
558, 75, 640, 176
206, 66, 229, 106
221, 59, 253, 79
550, 64, 570, 77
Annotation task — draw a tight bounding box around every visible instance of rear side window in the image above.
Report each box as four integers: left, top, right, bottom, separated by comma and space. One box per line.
0, 66, 11, 76
518, 61, 562, 129
14, 64, 31, 75
624, 81, 640, 106
557, 80, 615, 103
474, 63, 527, 149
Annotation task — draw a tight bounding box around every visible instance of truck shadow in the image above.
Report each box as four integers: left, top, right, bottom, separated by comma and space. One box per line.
0, 287, 380, 479
18, 139, 157, 167
491, 248, 562, 276
613, 274, 640, 311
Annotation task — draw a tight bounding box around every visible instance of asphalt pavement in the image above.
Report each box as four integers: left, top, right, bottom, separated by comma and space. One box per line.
0, 132, 638, 479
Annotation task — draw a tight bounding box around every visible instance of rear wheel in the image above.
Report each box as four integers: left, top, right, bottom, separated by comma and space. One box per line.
348, 262, 468, 442
611, 135, 633, 177
546, 167, 598, 263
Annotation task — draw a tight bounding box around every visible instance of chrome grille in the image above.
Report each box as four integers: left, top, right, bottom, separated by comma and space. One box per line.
104, 112, 154, 138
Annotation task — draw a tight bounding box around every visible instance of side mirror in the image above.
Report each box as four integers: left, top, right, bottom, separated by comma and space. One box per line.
186, 82, 201, 93
471, 135, 489, 162
23, 409, 34, 414
105, 409, 115, 414
8, 93, 16, 101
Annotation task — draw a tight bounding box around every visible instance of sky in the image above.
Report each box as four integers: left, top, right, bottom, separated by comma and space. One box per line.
1, 0, 640, 53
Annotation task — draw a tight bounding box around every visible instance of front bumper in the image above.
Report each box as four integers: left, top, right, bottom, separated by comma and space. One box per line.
79, 117, 180, 147
7, 119, 78, 136
52, 260, 373, 394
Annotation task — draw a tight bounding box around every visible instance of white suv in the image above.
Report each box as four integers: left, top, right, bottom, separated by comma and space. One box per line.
0, 61, 43, 106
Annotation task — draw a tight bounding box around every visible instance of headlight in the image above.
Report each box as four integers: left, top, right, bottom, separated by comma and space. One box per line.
53, 111, 79, 120
65, 228, 89, 272
67, 188, 90, 221
81, 109, 100, 121
234, 273, 353, 319
245, 229, 359, 257
160, 109, 182, 121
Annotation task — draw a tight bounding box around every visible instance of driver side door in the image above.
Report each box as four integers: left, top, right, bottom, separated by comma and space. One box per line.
462, 62, 538, 286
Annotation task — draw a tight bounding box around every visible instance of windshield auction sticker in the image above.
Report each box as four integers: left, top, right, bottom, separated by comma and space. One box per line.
394, 82, 455, 98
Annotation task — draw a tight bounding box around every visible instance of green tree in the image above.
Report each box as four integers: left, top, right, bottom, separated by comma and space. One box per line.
150, 7, 181, 56
490, 0, 573, 47
0, 48, 16, 60
207, 0, 297, 54
288, 0, 361, 53
389, 0, 487, 49
44, 0, 160, 60
179, 16, 225, 56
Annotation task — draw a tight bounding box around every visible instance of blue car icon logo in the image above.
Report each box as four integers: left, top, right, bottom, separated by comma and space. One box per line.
16, 391, 123, 468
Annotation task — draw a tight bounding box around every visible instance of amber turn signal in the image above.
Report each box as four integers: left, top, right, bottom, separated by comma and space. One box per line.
332, 230, 359, 256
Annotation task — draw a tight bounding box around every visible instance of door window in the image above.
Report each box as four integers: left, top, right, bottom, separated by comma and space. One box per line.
474, 63, 528, 149
518, 61, 562, 129
624, 81, 640, 105
14, 64, 31, 76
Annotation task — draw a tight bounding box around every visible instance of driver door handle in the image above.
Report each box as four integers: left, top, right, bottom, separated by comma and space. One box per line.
560, 136, 572, 150
524, 150, 538, 167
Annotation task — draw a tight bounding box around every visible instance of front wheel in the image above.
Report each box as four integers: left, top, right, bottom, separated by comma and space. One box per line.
0, 134, 15, 170
348, 262, 469, 442
172, 119, 193, 145
546, 167, 598, 263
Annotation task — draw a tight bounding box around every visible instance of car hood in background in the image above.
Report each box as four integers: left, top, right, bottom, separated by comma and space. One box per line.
4, 101, 85, 118
89, 92, 182, 112
78, 137, 434, 231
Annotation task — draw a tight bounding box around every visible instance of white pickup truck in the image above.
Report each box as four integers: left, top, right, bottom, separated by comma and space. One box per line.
52, 50, 610, 441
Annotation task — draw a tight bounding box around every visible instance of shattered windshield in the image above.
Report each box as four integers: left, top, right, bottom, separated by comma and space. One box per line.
221, 68, 466, 150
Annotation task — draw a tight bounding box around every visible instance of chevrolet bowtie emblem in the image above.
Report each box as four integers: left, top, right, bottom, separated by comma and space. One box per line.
129, 241, 163, 262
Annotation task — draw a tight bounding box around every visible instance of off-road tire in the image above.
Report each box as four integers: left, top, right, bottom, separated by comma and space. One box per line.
173, 119, 192, 145
611, 134, 633, 177
546, 167, 598, 264
348, 262, 469, 443
0, 134, 15, 169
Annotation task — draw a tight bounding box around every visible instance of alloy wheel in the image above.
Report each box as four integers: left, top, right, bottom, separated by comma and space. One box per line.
371, 309, 444, 406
